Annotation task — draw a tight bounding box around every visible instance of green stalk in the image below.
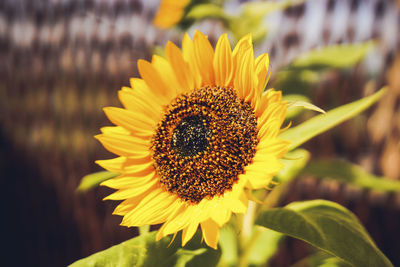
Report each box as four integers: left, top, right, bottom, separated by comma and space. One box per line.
237, 201, 257, 267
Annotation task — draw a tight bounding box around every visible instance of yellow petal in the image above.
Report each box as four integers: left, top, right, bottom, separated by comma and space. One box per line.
210, 201, 231, 226
232, 33, 252, 80
213, 33, 233, 87
104, 179, 158, 200
232, 34, 252, 56
234, 47, 257, 101
153, 0, 189, 28
258, 119, 281, 140
257, 138, 290, 157
95, 156, 152, 173
232, 34, 257, 100
254, 53, 271, 97
129, 78, 166, 107
138, 59, 175, 103
157, 200, 212, 241
95, 134, 150, 157
113, 194, 147, 216
122, 189, 179, 226
226, 190, 248, 213
182, 34, 202, 88
258, 102, 286, 130
95, 157, 126, 173
182, 222, 199, 246
103, 107, 156, 137
243, 157, 281, 189
101, 170, 156, 189
245, 171, 274, 189
118, 88, 162, 120
161, 206, 194, 235
201, 219, 220, 249
165, 41, 195, 92
100, 126, 130, 135
193, 31, 215, 86
152, 55, 183, 95
156, 203, 188, 241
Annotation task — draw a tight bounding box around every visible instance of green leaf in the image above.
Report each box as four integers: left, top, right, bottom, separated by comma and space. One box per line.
301, 159, 400, 193
256, 200, 393, 267
283, 94, 312, 119
292, 251, 352, 267
76, 171, 119, 192
276, 149, 310, 183
248, 227, 284, 266
291, 42, 375, 70
272, 69, 319, 96
243, 0, 306, 18
185, 4, 228, 21
279, 88, 386, 150
218, 225, 238, 267
229, 0, 306, 43
69, 231, 221, 267
288, 100, 325, 114
270, 69, 321, 95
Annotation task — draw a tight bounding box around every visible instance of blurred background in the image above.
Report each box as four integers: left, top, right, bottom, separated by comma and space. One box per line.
1, 0, 399, 266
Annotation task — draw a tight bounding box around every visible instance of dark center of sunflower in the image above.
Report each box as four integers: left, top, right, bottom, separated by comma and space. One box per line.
151, 86, 258, 204
171, 115, 211, 157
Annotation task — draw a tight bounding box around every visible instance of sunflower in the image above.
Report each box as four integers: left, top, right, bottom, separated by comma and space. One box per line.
153, 0, 190, 29
95, 31, 290, 249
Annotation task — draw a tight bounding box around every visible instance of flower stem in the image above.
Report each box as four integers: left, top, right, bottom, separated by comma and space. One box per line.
237, 201, 257, 267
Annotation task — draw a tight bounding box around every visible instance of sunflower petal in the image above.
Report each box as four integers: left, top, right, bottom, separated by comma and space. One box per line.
101, 171, 156, 189
227, 191, 248, 213
103, 107, 156, 136
201, 219, 220, 249
153, 0, 189, 28
232, 36, 257, 100
100, 126, 130, 135
95, 134, 150, 157
193, 30, 215, 86
122, 190, 179, 226
118, 88, 162, 120
129, 78, 166, 107
213, 33, 233, 87
165, 41, 195, 92
104, 179, 158, 200
95, 156, 153, 173
254, 53, 271, 97
182, 34, 202, 88
152, 55, 183, 95
210, 201, 231, 226
113, 194, 147, 216
182, 222, 199, 246
138, 59, 175, 103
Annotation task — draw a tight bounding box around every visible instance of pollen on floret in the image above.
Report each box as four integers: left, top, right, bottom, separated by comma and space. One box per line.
151, 86, 259, 203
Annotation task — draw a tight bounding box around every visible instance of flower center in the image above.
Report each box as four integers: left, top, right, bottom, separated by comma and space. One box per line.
151, 86, 258, 204
171, 115, 211, 157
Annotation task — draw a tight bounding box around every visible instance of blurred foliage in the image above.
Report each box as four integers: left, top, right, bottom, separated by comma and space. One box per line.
256, 200, 393, 267
273, 42, 375, 95
282, 94, 313, 119
70, 231, 221, 267
184, 0, 306, 42
291, 42, 375, 70
247, 227, 284, 266
76, 171, 118, 193
276, 148, 311, 183
280, 88, 386, 150
218, 224, 238, 267
302, 160, 400, 193
292, 251, 352, 267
